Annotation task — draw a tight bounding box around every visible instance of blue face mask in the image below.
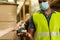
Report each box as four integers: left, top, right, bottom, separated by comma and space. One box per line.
40, 1, 49, 10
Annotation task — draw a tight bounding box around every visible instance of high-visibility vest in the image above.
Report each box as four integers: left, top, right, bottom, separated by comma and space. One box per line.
32, 11, 60, 40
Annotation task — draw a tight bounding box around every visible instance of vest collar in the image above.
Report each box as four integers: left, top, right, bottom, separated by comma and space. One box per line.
40, 9, 55, 15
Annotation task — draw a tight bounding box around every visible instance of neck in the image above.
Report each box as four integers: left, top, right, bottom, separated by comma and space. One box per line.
44, 7, 51, 15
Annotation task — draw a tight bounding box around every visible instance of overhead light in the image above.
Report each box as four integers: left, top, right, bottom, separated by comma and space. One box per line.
8, 0, 15, 3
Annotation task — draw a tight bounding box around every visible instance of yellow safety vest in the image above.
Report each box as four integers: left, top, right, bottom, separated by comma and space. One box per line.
32, 11, 60, 40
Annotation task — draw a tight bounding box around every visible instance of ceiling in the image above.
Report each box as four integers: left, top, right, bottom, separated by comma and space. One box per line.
52, 0, 60, 6
51, 0, 60, 6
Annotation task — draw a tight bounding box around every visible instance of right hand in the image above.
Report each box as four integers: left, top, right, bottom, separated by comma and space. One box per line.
17, 32, 33, 40
25, 32, 33, 40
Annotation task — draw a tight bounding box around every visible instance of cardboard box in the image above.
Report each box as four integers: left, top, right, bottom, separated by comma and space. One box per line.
0, 4, 17, 21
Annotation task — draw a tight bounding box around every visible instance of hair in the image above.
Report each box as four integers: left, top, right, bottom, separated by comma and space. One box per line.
38, 0, 41, 3
38, 0, 50, 3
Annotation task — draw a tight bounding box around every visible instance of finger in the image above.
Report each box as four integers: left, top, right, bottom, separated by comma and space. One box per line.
18, 33, 23, 35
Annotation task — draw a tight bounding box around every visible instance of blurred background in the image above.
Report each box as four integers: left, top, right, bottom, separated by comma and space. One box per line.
0, 0, 60, 40
17, 0, 60, 22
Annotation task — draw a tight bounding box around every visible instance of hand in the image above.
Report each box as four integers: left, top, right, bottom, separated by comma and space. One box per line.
10, 25, 19, 31
17, 32, 33, 40
17, 32, 23, 36
25, 32, 33, 40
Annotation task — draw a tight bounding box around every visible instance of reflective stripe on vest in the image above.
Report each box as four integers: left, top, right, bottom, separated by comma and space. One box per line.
33, 11, 60, 40
36, 32, 60, 37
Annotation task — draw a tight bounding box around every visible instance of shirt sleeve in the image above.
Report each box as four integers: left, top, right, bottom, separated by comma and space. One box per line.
28, 16, 35, 29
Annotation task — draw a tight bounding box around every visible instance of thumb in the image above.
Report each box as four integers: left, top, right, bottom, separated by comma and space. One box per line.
26, 32, 33, 40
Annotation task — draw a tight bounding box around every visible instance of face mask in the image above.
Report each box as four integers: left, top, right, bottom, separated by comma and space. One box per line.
40, 1, 49, 10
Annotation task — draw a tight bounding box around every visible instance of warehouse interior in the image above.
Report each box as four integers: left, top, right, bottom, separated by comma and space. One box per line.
17, 0, 60, 22
0, 0, 60, 40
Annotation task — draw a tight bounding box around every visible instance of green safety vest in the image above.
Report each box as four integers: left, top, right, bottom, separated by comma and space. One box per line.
32, 11, 60, 40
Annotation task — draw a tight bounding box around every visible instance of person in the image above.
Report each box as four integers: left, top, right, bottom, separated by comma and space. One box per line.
17, 13, 30, 35
17, 19, 26, 40
25, 13, 30, 31
0, 27, 13, 37
27, 0, 60, 40
17, 14, 30, 40
0, 25, 18, 37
